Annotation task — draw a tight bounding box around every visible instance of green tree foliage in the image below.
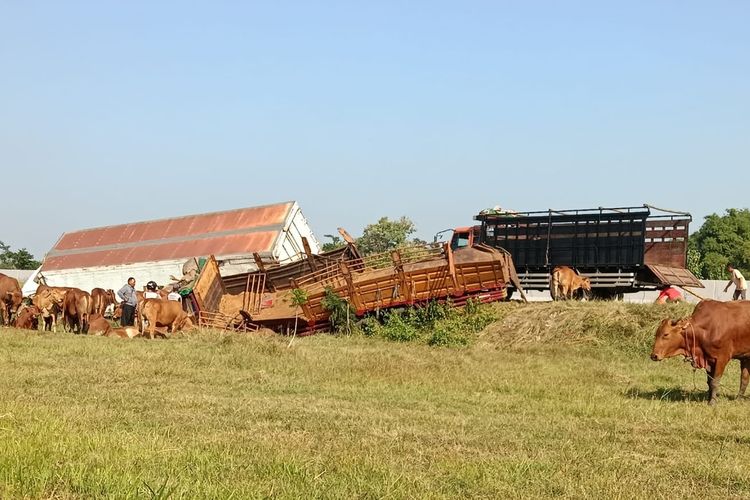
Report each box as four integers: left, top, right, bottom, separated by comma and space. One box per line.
357, 216, 416, 256
321, 234, 345, 253
0, 241, 41, 270
321, 288, 355, 335
689, 208, 750, 279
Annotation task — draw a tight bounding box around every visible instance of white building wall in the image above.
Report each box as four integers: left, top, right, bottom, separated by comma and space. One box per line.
0, 269, 34, 283
30, 260, 187, 296
521, 280, 736, 304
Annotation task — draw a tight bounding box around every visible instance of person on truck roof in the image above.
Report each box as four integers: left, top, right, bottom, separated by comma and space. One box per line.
655, 285, 684, 304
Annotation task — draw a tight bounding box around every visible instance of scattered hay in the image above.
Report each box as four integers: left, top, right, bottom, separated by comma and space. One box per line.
479, 301, 695, 349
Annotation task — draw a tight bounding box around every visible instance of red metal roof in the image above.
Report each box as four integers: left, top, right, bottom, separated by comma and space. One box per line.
43, 202, 294, 271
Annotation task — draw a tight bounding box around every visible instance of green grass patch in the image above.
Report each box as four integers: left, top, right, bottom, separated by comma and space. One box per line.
2, 301, 747, 498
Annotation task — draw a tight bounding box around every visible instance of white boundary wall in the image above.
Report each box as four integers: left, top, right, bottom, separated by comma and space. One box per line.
522, 280, 735, 304
0, 269, 34, 283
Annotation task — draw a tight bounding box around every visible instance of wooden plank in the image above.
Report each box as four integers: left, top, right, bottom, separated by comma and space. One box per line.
338, 228, 356, 245
445, 242, 459, 291
253, 253, 266, 273
390, 250, 411, 302
338, 261, 365, 312
192, 255, 224, 313
302, 237, 318, 272
679, 286, 708, 301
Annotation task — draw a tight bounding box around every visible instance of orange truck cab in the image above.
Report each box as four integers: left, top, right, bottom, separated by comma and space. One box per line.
449, 226, 481, 251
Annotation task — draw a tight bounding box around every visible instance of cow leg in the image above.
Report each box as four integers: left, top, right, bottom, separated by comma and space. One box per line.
141, 315, 150, 339
740, 359, 750, 397
708, 357, 730, 405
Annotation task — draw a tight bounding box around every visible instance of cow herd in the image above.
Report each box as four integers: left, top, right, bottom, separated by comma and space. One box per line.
0, 273, 193, 339
3, 269, 750, 405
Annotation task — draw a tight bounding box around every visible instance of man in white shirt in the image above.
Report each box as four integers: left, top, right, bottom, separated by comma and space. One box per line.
167, 286, 182, 302
724, 264, 747, 300
143, 280, 160, 299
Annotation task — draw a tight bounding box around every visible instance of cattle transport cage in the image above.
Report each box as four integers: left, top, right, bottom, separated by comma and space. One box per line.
475, 204, 703, 298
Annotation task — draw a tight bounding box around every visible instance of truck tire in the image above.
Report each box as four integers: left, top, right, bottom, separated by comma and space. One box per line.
590, 289, 623, 301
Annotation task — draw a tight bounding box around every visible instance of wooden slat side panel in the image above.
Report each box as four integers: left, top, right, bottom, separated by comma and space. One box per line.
192, 256, 224, 313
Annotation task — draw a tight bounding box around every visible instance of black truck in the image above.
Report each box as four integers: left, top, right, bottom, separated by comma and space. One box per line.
450, 204, 703, 299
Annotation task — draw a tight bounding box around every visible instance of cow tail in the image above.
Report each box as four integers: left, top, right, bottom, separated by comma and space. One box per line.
550, 269, 560, 301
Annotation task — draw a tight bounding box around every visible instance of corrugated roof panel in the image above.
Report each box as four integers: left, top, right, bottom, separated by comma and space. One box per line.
43, 202, 294, 271
44, 231, 279, 271
54, 203, 292, 251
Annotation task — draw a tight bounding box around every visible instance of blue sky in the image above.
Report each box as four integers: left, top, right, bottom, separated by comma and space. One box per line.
1, 1, 748, 258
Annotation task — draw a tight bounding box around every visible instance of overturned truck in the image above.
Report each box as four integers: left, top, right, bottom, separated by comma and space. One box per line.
189, 231, 525, 333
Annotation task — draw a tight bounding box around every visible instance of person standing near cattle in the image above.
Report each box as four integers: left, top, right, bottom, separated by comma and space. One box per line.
143, 281, 160, 299
117, 277, 138, 326
724, 264, 747, 300
167, 286, 182, 302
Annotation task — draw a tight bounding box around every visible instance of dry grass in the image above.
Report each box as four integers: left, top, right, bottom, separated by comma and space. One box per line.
0, 301, 748, 499
481, 300, 694, 348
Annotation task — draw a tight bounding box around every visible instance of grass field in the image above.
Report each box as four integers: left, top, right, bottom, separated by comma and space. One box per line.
1, 301, 750, 498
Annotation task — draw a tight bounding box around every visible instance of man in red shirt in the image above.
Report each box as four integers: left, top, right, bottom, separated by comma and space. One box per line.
655, 285, 684, 304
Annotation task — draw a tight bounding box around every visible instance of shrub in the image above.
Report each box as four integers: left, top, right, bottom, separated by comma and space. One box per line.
321, 288, 355, 335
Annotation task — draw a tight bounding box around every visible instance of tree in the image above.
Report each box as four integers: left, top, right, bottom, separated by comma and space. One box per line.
321, 234, 345, 253
0, 241, 41, 270
689, 208, 750, 279
357, 216, 417, 256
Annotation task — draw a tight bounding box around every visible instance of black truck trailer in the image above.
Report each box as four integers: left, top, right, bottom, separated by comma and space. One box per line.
457, 204, 703, 299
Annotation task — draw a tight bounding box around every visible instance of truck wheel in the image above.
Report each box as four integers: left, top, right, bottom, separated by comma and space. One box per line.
590, 289, 619, 301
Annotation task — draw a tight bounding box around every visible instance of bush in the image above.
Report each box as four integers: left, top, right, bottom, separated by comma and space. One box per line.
357, 299, 499, 347
321, 288, 355, 335
379, 312, 421, 342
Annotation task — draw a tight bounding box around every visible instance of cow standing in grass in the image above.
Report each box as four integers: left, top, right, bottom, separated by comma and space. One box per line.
650, 300, 750, 405
91, 288, 117, 317
62, 288, 92, 334
32, 285, 69, 332
0, 273, 23, 326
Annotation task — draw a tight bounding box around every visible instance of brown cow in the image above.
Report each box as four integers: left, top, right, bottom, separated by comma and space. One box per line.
87, 313, 112, 336
107, 326, 141, 339
62, 288, 92, 333
13, 305, 40, 330
139, 298, 193, 339
91, 288, 117, 316
32, 285, 69, 332
0, 273, 23, 326
550, 266, 592, 300
650, 300, 750, 405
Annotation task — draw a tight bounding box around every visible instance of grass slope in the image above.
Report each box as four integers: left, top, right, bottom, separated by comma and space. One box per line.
1, 302, 749, 499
